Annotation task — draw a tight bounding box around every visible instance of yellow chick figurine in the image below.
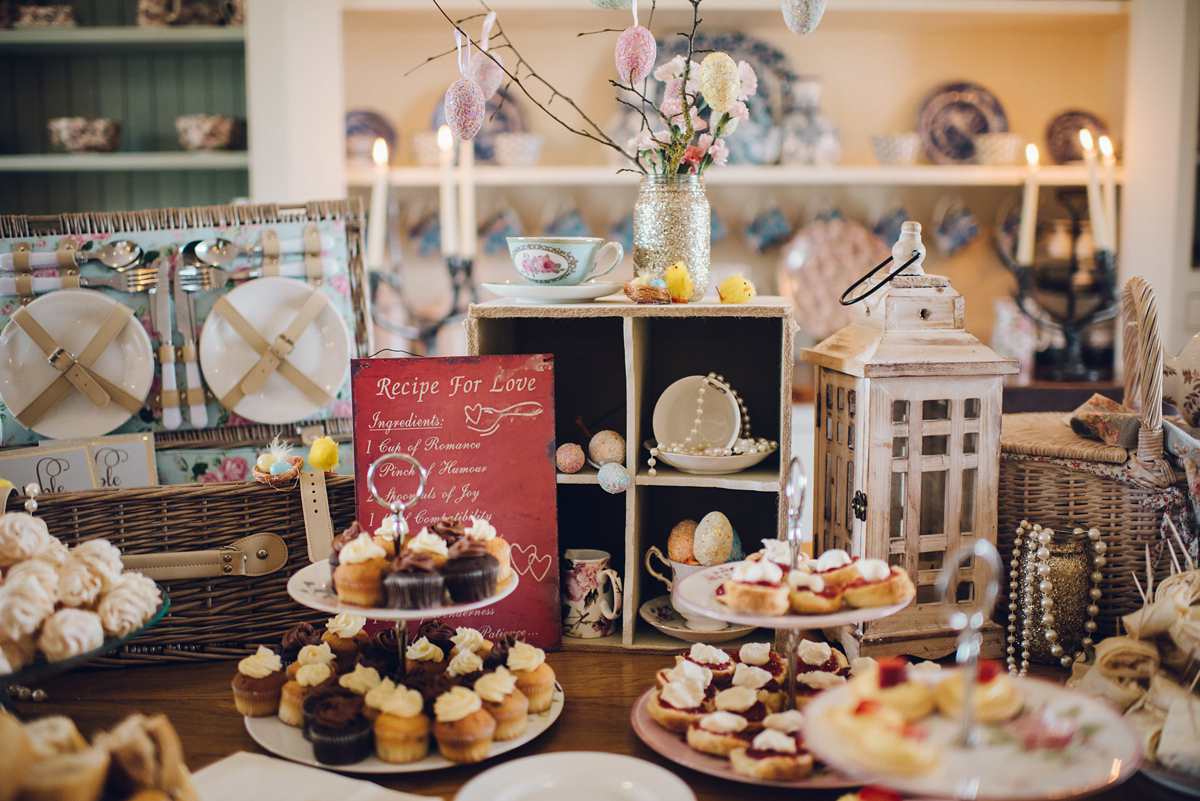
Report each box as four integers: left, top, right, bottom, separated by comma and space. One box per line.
308, 436, 339, 473
664, 261, 694, 303
717, 273, 757, 304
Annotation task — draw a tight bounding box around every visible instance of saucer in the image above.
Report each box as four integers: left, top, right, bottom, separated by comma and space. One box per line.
652, 375, 741, 454
638, 595, 757, 644
456, 751, 695, 801
482, 281, 622, 304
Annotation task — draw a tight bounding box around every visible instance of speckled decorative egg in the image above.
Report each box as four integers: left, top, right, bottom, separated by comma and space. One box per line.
468, 51, 505, 100
591, 0, 632, 7
598, 462, 630, 494
782, 0, 826, 36
556, 443, 586, 474
729, 530, 745, 561
693, 511, 733, 566
615, 25, 656, 84
444, 78, 486, 140
588, 430, 626, 466
667, 519, 698, 563
698, 52, 740, 114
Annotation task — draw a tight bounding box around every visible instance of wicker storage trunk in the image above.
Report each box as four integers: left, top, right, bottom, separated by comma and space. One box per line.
997, 277, 1186, 637
3, 476, 357, 665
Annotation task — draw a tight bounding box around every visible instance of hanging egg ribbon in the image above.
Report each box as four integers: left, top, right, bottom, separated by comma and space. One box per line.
698, 52, 739, 114
467, 11, 504, 100
445, 30, 486, 139
591, 0, 632, 7
615, 0, 654, 84
782, 0, 827, 36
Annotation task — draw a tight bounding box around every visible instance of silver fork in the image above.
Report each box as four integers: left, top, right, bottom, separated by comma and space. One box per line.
0, 266, 159, 295
178, 260, 311, 291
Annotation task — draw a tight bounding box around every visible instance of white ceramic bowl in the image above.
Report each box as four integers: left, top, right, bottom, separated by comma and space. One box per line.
176, 115, 245, 151
411, 131, 443, 168
48, 118, 122, 152
872, 132, 921, 166
973, 131, 1025, 165
494, 132, 544, 167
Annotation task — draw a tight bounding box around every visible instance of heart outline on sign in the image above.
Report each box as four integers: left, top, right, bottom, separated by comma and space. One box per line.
510, 542, 552, 582
464, 404, 483, 426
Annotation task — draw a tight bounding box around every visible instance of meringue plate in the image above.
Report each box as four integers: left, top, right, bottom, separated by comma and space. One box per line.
649, 443, 776, 475
652, 375, 741, 455
456, 750, 695, 801
638, 595, 757, 644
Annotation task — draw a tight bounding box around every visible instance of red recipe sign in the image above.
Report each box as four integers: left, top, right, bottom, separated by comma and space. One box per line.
351, 354, 560, 649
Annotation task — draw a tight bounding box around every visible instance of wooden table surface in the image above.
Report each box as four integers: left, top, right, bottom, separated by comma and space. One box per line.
12, 652, 1193, 801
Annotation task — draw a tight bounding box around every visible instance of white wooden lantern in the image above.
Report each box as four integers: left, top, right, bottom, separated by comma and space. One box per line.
801, 222, 1018, 659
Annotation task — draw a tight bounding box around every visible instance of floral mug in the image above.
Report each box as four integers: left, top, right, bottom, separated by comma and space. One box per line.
561, 548, 623, 639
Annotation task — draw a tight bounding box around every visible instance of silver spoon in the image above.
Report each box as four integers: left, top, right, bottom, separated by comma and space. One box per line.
78, 239, 142, 271
189, 237, 240, 266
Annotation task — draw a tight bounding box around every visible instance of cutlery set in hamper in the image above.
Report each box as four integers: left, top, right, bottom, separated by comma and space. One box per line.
0, 201, 369, 664
0, 200, 368, 447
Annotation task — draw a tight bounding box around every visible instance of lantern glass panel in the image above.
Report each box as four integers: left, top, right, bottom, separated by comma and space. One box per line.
922, 435, 948, 456
960, 467, 977, 534
920, 470, 947, 536
824, 452, 833, 521
825, 414, 832, 441
918, 551, 944, 572
890, 472, 906, 540
893, 400, 909, 424
957, 581, 975, 602
889, 552, 905, 569
845, 461, 854, 535
963, 431, 978, 454
965, 398, 981, 419
922, 399, 950, 420
848, 425, 855, 451
837, 420, 844, 445
893, 437, 908, 458
916, 584, 939, 603
837, 386, 844, 411
848, 389, 856, 417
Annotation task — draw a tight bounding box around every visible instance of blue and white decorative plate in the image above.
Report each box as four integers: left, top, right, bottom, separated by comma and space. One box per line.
916, 81, 1008, 164
431, 87, 525, 163
1045, 109, 1108, 165
345, 109, 397, 162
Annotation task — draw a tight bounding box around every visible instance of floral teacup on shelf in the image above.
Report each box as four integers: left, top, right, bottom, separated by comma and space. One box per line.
507, 237, 623, 286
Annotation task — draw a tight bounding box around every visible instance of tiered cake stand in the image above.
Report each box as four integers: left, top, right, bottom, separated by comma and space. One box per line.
246, 452, 563, 773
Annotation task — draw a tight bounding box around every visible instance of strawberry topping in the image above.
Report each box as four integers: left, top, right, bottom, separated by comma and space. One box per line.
978, 659, 1003, 684
877, 656, 909, 689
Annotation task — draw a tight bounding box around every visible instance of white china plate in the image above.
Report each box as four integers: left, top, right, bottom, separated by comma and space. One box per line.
482, 281, 622, 304
1142, 763, 1200, 797
287, 560, 518, 619
456, 749, 696, 801
650, 445, 776, 475
652, 376, 741, 455
0, 289, 153, 439
804, 674, 1142, 800
246, 683, 563, 774
673, 562, 913, 629
198, 276, 349, 424
631, 688, 859, 790
638, 595, 757, 644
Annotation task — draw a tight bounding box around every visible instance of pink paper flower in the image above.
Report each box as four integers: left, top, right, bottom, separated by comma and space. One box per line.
737, 61, 758, 100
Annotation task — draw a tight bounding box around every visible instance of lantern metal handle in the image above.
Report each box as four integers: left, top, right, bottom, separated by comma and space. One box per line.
839, 250, 923, 306
366, 452, 430, 545
782, 456, 807, 711
935, 538, 1003, 749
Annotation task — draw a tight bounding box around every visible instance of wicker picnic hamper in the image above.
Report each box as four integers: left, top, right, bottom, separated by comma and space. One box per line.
997, 276, 1185, 637
0, 199, 370, 664
3, 476, 357, 665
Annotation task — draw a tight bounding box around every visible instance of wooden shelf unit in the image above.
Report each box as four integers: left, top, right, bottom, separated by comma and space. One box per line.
467, 297, 794, 650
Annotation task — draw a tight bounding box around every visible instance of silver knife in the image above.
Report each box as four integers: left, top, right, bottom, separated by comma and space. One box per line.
153, 258, 182, 430
174, 265, 208, 427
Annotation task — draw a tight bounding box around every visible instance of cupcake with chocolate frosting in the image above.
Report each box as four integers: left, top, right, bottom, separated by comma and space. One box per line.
279, 622, 322, 664
464, 516, 512, 583
428, 517, 465, 545
417, 618, 457, 653
443, 538, 500, 603
483, 632, 521, 670
328, 522, 366, 592
384, 552, 445, 610
309, 693, 373, 765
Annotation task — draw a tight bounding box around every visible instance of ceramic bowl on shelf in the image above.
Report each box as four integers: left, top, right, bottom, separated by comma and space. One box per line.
973, 131, 1025, 165
872, 132, 921, 166
494, 132, 544, 167
48, 118, 122, 153
411, 130, 443, 168
176, 115, 245, 151
15, 4, 76, 25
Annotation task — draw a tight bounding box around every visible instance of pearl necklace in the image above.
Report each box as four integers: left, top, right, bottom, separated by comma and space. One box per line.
647, 372, 777, 476
1006, 520, 1105, 675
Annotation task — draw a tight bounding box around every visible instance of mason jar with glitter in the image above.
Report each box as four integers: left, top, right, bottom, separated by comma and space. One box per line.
633, 173, 710, 301
1010, 524, 1092, 666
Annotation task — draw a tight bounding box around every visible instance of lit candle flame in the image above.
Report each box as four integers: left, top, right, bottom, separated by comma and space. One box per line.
372, 137, 388, 167
1026, 143, 1039, 168
1078, 128, 1094, 152
1098, 135, 1114, 160
437, 125, 453, 152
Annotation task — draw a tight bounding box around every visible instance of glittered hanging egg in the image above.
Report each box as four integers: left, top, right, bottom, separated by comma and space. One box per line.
468, 51, 504, 101
615, 25, 656, 84
697, 52, 739, 114
444, 78, 486, 140
782, 0, 826, 36
591, 0, 632, 6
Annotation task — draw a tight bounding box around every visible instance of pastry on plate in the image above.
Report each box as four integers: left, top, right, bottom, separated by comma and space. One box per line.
841, 559, 915, 608
731, 642, 787, 682
442, 538, 500, 603
1094, 636, 1160, 682
405, 636, 448, 678
851, 656, 935, 722
507, 641, 556, 713
332, 532, 388, 608
808, 548, 860, 588
685, 710, 752, 757
384, 552, 446, 610
648, 677, 711, 733
309, 693, 373, 765
231, 646, 287, 717
475, 666, 529, 740
278, 662, 334, 727
731, 661, 785, 713
827, 699, 939, 776
934, 659, 1023, 723
445, 648, 485, 687
787, 570, 843, 614
286, 641, 336, 680
373, 685, 431, 764
655, 657, 713, 691
716, 558, 790, 616
464, 516, 513, 583
449, 627, 494, 660
362, 678, 397, 722
713, 685, 769, 731
338, 664, 383, 697
321, 614, 369, 673
433, 686, 495, 763
729, 728, 814, 780
681, 642, 735, 686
